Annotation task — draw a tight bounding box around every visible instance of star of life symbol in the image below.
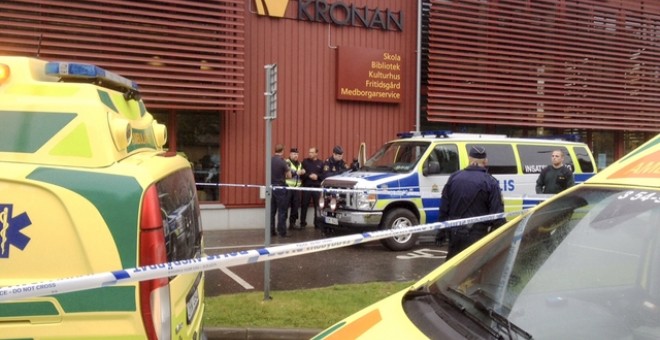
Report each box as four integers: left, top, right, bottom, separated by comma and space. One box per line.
0, 205, 32, 259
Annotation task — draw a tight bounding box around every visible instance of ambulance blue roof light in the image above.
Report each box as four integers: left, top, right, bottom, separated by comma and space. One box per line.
45, 62, 140, 94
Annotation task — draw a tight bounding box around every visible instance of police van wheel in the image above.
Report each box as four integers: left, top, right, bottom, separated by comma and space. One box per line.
379, 208, 419, 251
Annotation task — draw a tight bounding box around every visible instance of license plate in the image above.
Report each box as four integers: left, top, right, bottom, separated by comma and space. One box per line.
186, 286, 200, 324
325, 216, 338, 225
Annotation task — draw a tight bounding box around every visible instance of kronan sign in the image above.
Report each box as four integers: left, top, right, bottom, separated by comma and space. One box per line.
255, 0, 404, 31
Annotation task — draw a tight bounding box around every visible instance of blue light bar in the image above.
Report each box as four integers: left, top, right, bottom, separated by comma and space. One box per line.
45, 62, 140, 92
397, 130, 453, 139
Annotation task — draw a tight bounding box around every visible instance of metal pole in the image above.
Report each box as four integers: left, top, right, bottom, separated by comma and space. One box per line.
415, 0, 423, 132
263, 64, 277, 300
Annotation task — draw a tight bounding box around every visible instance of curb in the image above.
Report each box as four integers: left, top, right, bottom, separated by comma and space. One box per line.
205, 327, 322, 340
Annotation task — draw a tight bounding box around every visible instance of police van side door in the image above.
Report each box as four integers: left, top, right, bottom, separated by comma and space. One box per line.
418, 143, 460, 223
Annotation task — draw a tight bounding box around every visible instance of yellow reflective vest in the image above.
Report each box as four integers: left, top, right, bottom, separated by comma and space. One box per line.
286, 159, 303, 187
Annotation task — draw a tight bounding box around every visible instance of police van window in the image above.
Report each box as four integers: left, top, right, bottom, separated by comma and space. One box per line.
426, 144, 459, 175
157, 169, 203, 263
574, 146, 595, 173
468, 144, 517, 174
518, 145, 572, 174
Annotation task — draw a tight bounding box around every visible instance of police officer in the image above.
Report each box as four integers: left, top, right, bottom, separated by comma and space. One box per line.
270, 144, 292, 237
321, 145, 349, 180
438, 146, 505, 260
535, 149, 574, 194
285, 147, 305, 229
300, 147, 324, 228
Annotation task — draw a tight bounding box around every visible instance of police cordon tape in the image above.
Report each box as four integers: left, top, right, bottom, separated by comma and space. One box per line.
198, 183, 549, 209
0, 209, 530, 302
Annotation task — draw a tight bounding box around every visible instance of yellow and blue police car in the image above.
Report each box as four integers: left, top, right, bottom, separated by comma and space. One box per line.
314, 133, 660, 339
0, 57, 205, 339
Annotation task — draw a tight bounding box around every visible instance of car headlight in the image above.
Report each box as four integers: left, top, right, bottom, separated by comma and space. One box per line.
356, 192, 377, 210
319, 197, 325, 210
329, 197, 337, 211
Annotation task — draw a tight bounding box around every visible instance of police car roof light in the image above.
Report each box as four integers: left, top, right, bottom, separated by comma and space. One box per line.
531, 134, 581, 142
397, 130, 453, 139
45, 62, 140, 94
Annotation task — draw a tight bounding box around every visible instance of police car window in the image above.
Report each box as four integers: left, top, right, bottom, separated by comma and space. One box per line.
468, 144, 516, 174
157, 169, 203, 262
574, 146, 595, 173
366, 141, 430, 172
518, 145, 572, 174
429, 144, 459, 174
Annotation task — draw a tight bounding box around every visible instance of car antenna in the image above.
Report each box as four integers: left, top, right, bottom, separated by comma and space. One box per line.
36, 33, 43, 57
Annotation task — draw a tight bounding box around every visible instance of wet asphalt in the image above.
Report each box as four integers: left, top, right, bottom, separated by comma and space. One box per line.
202, 227, 448, 296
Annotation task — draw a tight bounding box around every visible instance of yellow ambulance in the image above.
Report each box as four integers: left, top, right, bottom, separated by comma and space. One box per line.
0, 57, 205, 339
314, 133, 660, 339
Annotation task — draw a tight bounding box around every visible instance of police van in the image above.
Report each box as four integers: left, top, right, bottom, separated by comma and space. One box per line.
318, 131, 597, 251
0, 57, 205, 339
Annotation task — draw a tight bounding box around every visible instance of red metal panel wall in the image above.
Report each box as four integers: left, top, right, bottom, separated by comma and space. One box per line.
0, 0, 245, 110
221, 0, 419, 207
426, 0, 660, 132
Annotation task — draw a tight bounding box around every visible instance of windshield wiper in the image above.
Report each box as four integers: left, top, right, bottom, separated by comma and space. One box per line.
447, 287, 533, 340
406, 288, 502, 339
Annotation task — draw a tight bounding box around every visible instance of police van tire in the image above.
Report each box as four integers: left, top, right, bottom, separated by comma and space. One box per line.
379, 208, 419, 251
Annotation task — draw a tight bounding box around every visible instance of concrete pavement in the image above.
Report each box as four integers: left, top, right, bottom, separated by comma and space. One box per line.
205, 327, 322, 339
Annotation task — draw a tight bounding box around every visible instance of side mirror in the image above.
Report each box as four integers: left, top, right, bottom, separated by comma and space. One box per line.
423, 160, 441, 176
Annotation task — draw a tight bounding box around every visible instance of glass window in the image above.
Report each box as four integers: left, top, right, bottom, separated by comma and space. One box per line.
364, 141, 431, 173
156, 169, 203, 262
517, 145, 572, 174
574, 146, 594, 173
467, 144, 517, 174
425, 144, 459, 175
416, 187, 660, 339
152, 112, 221, 202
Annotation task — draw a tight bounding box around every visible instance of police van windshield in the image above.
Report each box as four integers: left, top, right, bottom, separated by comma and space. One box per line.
363, 141, 430, 173
409, 187, 660, 339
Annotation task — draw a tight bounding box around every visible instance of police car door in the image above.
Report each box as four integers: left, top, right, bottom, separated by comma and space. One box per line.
418, 143, 460, 224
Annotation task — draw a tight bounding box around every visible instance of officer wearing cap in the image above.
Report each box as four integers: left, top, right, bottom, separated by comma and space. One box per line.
438, 145, 505, 260
285, 147, 305, 229
321, 145, 349, 180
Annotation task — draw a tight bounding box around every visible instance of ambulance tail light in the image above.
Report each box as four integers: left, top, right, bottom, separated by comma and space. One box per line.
0, 64, 10, 84
139, 185, 172, 340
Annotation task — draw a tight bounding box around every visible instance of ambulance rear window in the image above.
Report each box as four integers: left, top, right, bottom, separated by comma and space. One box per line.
156, 169, 203, 261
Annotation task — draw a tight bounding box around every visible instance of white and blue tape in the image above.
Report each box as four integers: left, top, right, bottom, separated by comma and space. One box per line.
0, 209, 529, 302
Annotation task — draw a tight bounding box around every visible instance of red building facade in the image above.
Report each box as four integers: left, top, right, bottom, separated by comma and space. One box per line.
1, 0, 657, 229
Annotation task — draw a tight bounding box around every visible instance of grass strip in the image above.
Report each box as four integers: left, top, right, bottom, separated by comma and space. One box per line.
204, 281, 414, 329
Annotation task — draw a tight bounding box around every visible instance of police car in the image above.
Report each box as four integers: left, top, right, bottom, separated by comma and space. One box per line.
314, 133, 660, 339
0, 57, 205, 340
318, 131, 597, 250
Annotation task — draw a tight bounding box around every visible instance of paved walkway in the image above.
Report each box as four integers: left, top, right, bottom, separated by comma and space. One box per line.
206, 327, 321, 339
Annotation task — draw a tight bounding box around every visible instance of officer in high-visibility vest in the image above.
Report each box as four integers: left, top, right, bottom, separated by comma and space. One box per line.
285, 147, 305, 229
